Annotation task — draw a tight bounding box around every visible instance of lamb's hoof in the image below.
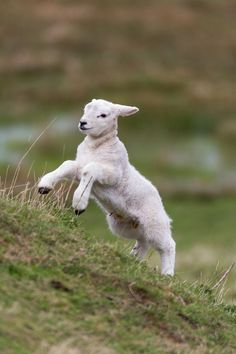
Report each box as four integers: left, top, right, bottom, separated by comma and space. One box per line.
75, 209, 86, 216
161, 272, 174, 277
38, 187, 51, 195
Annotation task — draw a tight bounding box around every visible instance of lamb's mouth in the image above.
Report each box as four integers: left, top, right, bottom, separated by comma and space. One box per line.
80, 127, 93, 131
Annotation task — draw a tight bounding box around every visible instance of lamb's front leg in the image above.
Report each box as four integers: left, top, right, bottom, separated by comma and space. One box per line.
38, 160, 79, 194
72, 162, 117, 215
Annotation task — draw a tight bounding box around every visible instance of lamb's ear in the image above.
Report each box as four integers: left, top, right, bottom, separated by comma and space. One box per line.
115, 104, 139, 117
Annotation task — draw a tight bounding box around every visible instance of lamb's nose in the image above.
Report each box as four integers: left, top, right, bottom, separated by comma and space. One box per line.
80, 121, 87, 128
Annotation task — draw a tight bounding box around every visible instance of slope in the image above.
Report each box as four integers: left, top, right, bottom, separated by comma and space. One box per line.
0, 198, 235, 354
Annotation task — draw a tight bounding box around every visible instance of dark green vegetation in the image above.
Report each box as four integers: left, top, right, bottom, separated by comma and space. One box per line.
0, 197, 236, 354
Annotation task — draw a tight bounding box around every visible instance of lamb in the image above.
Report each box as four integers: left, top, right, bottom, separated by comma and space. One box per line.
38, 99, 176, 275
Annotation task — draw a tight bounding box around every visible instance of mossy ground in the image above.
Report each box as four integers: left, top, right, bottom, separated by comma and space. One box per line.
0, 198, 236, 354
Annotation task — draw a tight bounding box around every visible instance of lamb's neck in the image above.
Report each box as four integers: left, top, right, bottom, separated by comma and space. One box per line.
85, 129, 118, 150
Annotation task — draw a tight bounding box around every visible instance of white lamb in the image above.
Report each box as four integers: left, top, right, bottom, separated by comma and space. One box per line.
38, 99, 176, 275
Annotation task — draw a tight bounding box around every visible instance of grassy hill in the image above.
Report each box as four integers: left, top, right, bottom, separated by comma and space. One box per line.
0, 197, 236, 354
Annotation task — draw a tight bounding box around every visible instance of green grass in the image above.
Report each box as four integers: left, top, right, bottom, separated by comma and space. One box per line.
0, 197, 236, 353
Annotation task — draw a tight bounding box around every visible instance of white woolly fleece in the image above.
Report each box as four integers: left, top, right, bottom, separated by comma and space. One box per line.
38, 99, 175, 275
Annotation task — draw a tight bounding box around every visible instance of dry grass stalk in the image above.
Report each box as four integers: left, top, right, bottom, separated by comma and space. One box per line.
211, 263, 235, 291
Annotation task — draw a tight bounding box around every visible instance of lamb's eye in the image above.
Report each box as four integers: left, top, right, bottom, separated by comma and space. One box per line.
100, 114, 107, 118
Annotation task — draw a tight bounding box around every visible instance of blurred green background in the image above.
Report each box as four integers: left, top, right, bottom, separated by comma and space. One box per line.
0, 0, 236, 301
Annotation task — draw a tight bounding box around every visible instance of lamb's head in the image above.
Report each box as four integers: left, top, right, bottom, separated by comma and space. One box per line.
79, 99, 139, 137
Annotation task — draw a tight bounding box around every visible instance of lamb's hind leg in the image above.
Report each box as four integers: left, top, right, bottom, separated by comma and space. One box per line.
130, 240, 149, 260
106, 214, 149, 259
149, 223, 176, 276
158, 237, 176, 276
